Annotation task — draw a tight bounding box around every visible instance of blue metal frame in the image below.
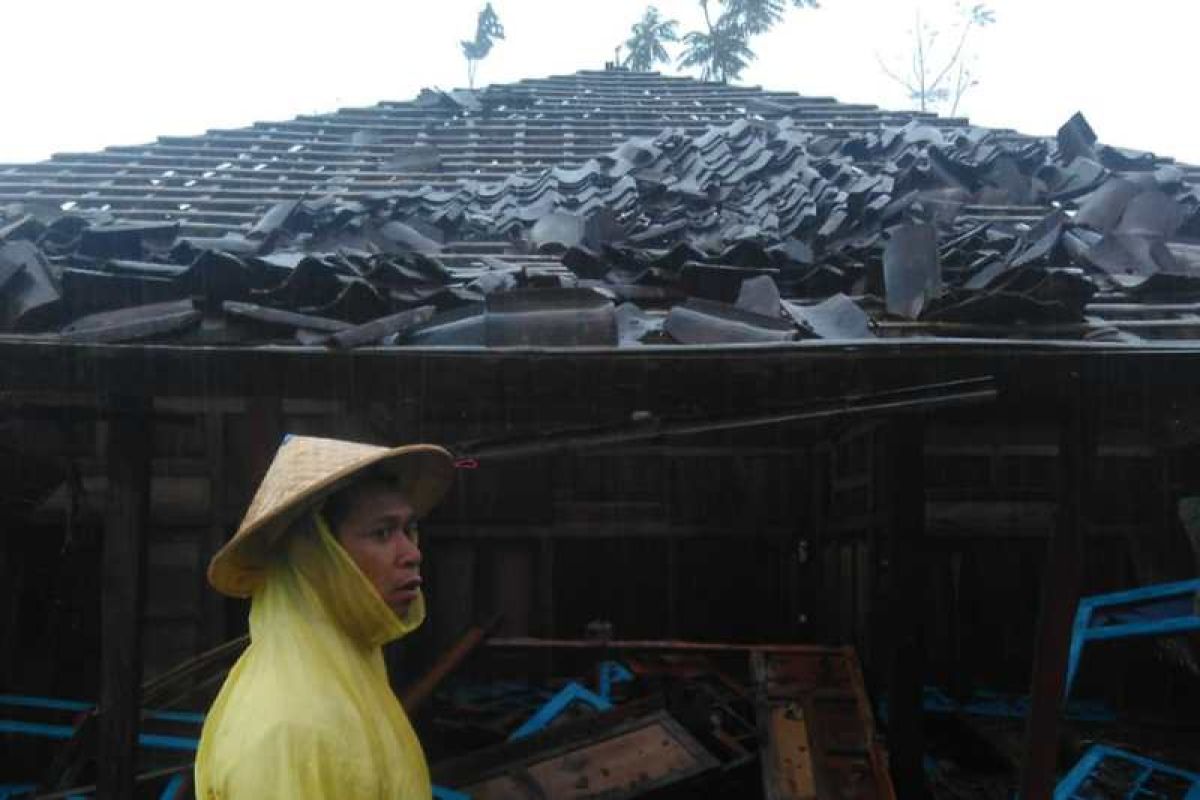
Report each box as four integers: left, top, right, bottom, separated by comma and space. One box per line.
507, 659, 632, 741
432, 787, 472, 800
1064, 578, 1200, 700
596, 660, 634, 701
1054, 744, 1200, 800
159, 773, 187, 800
0, 720, 197, 752
508, 682, 612, 741
0, 695, 205, 724
877, 686, 1115, 724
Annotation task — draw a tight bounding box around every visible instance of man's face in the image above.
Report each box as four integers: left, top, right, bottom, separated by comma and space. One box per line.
332, 483, 423, 616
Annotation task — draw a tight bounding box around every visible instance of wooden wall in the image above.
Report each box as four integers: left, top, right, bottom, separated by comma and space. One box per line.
3, 362, 1199, 714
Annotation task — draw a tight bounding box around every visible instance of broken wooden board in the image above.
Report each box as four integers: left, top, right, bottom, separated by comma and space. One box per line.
435, 708, 717, 799
761, 702, 817, 799
754, 648, 895, 800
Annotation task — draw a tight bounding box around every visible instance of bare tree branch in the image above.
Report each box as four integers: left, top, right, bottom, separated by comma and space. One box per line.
928, 16, 975, 97
875, 52, 918, 96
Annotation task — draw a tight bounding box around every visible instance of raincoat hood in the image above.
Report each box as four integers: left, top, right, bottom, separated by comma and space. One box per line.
287, 513, 425, 648
195, 512, 432, 799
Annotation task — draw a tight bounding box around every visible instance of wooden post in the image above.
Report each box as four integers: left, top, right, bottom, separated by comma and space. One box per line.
246, 396, 283, 487
1020, 373, 1092, 800
885, 417, 927, 798
201, 410, 228, 649
97, 399, 151, 799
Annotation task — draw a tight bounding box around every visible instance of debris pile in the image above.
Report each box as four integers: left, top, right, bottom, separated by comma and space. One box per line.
424, 640, 893, 799
1, 109, 1197, 347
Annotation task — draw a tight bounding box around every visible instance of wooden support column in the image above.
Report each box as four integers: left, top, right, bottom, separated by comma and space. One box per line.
1020, 373, 1093, 800
201, 411, 228, 649
536, 534, 555, 637
97, 399, 152, 799
885, 417, 927, 799
247, 396, 284, 487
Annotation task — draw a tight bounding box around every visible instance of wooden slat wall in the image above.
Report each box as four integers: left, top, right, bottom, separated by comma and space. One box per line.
4, 377, 1199, 709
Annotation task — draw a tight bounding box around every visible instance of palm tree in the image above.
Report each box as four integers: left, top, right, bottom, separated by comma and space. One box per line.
677, 0, 821, 83
461, 3, 505, 89
622, 7, 680, 73
723, 0, 819, 35
677, 0, 754, 83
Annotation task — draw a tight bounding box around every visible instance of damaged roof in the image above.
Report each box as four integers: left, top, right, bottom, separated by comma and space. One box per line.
1, 69, 1199, 349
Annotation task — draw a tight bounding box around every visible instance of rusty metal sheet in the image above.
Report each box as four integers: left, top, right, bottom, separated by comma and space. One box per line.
754, 649, 895, 800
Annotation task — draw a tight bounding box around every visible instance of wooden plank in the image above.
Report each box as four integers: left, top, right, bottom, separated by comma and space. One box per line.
760, 702, 817, 799
1019, 371, 1094, 800
429, 540, 477, 657
399, 615, 501, 714
96, 400, 152, 799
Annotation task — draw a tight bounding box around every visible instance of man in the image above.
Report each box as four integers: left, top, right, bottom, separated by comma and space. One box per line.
195, 435, 455, 799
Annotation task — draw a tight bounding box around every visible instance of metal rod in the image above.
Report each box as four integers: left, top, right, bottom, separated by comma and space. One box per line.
487, 637, 857, 655
458, 377, 997, 461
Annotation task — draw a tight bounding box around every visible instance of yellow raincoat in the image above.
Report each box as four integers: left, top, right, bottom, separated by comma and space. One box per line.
195, 514, 431, 799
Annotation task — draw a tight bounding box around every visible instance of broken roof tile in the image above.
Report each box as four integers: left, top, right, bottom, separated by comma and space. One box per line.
883, 223, 940, 319
485, 288, 617, 347
784, 294, 874, 339
221, 301, 351, 335
664, 298, 796, 345
328, 305, 437, 349
0, 72, 1195, 348
1057, 112, 1099, 163
60, 299, 200, 344
734, 274, 783, 318
0, 241, 61, 331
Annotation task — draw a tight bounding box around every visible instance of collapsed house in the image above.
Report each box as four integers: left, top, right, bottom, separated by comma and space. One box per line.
1, 69, 1199, 798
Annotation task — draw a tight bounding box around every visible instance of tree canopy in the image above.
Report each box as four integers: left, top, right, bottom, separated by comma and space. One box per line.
678, 0, 820, 84
622, 7, 680, 73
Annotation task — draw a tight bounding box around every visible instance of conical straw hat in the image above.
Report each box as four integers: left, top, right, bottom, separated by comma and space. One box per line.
208, 435, 455, 598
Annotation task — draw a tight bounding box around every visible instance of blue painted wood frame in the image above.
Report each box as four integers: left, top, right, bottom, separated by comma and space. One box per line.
1054, 744, 1200, 799
1064, 578, 1200, 700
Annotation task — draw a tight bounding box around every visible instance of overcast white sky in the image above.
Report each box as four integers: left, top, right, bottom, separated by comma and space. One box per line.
2, 0, 1197, 165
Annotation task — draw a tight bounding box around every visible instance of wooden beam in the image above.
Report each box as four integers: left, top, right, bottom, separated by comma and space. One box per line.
884, 417, 928, 798
399, 615, 503, 714
1019, 370, 1093, 800
96, 399, 152, 799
